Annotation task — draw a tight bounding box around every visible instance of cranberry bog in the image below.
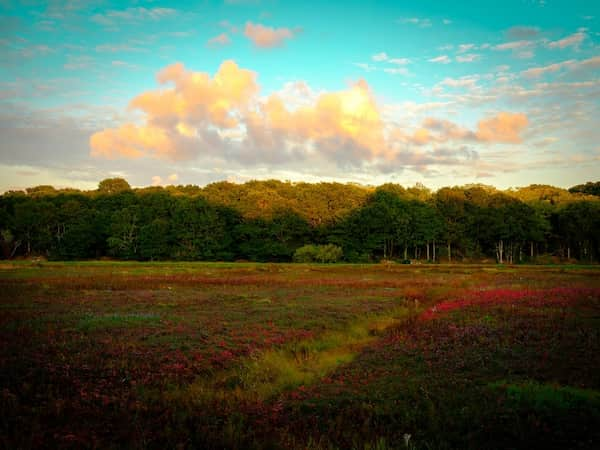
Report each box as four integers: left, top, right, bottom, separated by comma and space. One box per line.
1, 262, 599, 449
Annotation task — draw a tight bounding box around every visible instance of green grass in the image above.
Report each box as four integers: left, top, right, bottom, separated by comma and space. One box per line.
76, 312, 162, 331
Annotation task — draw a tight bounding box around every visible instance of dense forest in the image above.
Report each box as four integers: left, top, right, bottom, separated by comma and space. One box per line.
1, 178, 599, 263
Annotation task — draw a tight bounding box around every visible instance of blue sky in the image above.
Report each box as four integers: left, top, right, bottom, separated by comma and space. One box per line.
1, 0, 599, 191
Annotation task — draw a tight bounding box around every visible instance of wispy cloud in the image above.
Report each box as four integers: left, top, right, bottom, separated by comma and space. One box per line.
456, 53, 480, 63
506, 26, 540, 40
95, 43, 146, 53
244, 22, 300, 48
547, 29, 586, 49
207, 33, 231, 47
521, 59, 575, 78
440, 76, 479, 89
91, 7, 177, 28
457, 43, 476, 53
398, 17, 432, 28
372, 52, 388, 62
428, 55, 451, 64
389, 58, 410, 65
493, 40, 533, 50
384, 68, 409, 76
353, 62, 377, 72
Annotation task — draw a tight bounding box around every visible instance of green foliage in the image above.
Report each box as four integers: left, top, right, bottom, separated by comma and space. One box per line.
569, 181, 600, 197
293, 244, 343, 263
97, 177, 131, 194
1, 178, 600, 262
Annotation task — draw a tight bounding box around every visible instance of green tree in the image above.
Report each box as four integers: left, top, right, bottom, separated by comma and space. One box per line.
98, 178, 131, 194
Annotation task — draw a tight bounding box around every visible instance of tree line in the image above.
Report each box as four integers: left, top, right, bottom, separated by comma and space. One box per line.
1, 178, 599, 263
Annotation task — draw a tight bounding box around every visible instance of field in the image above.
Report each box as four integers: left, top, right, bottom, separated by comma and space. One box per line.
1, 262, 600, 449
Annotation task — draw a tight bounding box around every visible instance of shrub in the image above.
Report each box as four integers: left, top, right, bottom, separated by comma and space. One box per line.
293, 244, 343, 263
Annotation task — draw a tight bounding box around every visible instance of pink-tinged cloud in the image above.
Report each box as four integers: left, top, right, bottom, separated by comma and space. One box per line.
207, 33, 231, 47
493, 40, 532, 50
90, 60, 258, 159
547, 30, 586, 49
89, 61, 531, 171
90, 124, 175, 159
521, 60, 575, 78
244, 22, 298, 48
476, 112, 528, 143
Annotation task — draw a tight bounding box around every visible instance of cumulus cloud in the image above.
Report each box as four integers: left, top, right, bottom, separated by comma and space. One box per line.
401, 113, 528, 146
475, 112, 528, 143
244, 22, 299, 48
89, 61, 530, 172
90, 60, 259, 159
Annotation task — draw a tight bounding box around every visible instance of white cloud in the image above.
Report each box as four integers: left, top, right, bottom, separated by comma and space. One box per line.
493, 40, 533, 50
428, 55, 451, 64
457, 43, 475, 53
456, 53, 480, 63
384, 68, 409, 76
353, 62, 376, 72
440, 76, 479, 89
389, 57, 410, 65
372, 52, 388, 62
398, 17, 432, 28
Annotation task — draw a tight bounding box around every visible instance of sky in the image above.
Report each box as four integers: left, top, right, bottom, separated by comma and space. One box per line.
0, 0, 599, 192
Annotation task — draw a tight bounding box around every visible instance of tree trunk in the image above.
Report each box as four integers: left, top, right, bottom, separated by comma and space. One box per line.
496, 239, 503, 264
447, 241, 451, 263
519, 246, 523, 263
426, 241, 430, 261
433, 239, 436, 262
10, 240, 21, 259
404, 244, 407, 261
530, 241, 534, 259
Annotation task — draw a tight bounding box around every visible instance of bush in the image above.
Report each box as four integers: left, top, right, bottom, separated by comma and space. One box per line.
293, 244, 343, 263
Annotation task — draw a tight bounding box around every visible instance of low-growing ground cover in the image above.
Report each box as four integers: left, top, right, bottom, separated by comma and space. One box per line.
1, 262, 599, 449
